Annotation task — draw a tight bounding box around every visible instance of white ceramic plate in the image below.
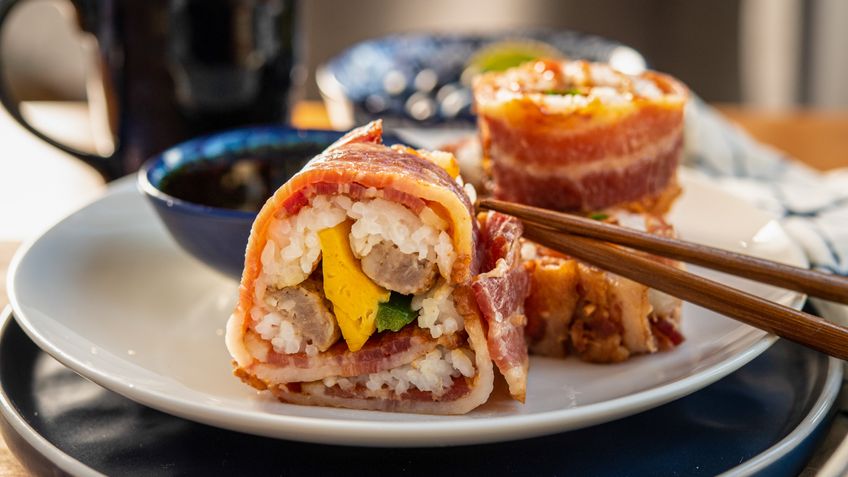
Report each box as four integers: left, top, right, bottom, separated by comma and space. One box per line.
8, 169, 807, 447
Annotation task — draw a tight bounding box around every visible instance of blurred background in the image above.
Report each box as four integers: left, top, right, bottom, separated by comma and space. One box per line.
0, 0, 845, 242
2, 0, 846, 109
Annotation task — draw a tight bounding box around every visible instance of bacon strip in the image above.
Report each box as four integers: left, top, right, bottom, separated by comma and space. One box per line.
246, 326, 462, 384
524, 257, 579, 357
652, 313, 685, 349
471, 212, 531, 401
282, 182, 428, 217
486, 133, 682, 212
269, 314, 494, 414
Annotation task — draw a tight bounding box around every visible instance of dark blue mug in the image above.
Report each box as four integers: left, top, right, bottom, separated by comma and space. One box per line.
0, 0, 300, 181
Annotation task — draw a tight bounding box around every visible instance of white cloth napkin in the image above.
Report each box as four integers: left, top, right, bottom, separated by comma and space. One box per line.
684, 99, 848, 325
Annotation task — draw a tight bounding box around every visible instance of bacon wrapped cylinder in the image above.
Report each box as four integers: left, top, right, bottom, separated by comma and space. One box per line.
226, 121, 530, 414
473, 59, 688, 214
472, 59, 688, 363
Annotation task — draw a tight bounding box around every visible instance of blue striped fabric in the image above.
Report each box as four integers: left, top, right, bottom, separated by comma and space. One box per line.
684, 99, 848, 324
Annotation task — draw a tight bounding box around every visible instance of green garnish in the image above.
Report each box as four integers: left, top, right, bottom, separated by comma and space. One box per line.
376, 293, 418, 332
466, 41, 562, 74
543, 88, 583, 96
589, 212, 609, 221
461, 40, 564, 85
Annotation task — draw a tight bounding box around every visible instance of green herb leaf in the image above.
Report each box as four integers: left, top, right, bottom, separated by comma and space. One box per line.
543, 88, 583, 96
589, 212, 609, 221
376, 293, 417, 332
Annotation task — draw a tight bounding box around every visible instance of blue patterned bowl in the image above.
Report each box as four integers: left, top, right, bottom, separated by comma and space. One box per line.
138, 126, 348, 279
318, 31, 646, 128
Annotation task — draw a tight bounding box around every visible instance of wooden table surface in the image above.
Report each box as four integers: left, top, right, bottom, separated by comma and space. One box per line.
717, 105, 848, 171
0, 101, 845, 476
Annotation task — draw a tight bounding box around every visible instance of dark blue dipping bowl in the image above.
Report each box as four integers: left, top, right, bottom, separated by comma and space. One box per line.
138, 126, 350, 279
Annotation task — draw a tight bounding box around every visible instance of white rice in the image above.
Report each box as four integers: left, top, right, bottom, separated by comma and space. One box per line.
632, 77, 663, 99
462, 182, 478, 204
322, 347, 475, 397
346, 198, 455, 279
250, 306, 322, 356
614, 211, 649, 232
563, 60, 588, 84
481, 60, 670, 113
520, 242, 538, 262
259, 194, 455, 289
412, 280, 464, 338
261, 195, 350, 288
253, 310, 303, 354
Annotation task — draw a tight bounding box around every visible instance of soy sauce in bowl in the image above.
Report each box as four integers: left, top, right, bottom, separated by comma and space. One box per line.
139, 127, 347, 278
157, 143, 325, 213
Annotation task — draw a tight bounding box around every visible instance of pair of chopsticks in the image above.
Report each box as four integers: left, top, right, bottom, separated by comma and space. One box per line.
479, 198, 848, 361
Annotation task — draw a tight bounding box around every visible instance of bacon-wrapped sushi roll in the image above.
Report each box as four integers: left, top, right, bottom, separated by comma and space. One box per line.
523, 211, 684, 363
226, 121, 529, 414
473, 59, 688, 214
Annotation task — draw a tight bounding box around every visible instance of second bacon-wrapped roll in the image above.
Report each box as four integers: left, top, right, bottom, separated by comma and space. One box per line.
523, 211, 684, 363
472, 59, 688, 363
226, 121, 530, 414
473, 59, 688, 214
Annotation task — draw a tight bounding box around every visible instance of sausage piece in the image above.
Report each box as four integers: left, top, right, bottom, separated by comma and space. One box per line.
360, 241, 438, 295
264, 278, 340, 352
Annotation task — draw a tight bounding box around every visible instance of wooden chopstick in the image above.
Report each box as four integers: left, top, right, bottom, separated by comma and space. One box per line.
520, 222, 848, 361
480, 198, 848, 305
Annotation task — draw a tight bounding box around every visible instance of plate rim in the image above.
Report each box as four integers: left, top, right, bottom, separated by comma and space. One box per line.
0, 305, 840, 475
721, 351, 843, 476
6, 172, 808, 446
0, 307, 103, 477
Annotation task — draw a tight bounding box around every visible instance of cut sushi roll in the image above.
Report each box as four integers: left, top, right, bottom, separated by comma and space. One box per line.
226, 121, 530, 414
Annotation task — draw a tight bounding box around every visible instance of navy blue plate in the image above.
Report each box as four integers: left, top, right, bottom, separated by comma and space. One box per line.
0, 307, 840, 476
318, 31, 646, 127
